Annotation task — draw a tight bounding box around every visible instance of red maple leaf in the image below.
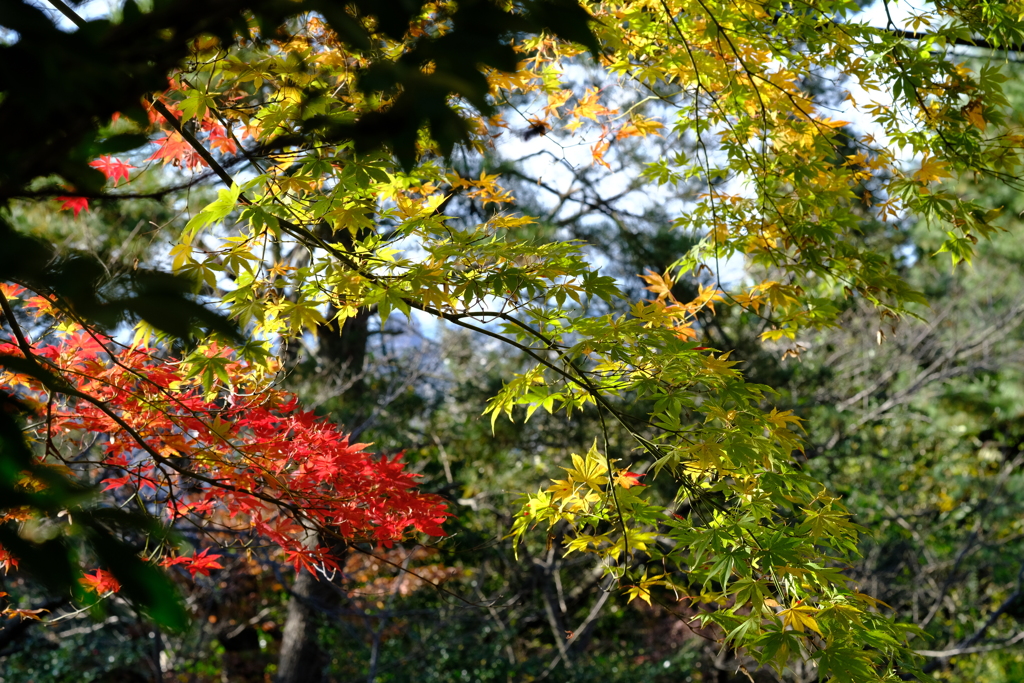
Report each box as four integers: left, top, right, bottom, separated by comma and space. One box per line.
55, 196, 89, 216
79, 569, 121, 594
203, 121, 238, 155
0, 545, 18, 571
147, 132, 205, 170
162, 548, 224, 578
0, 283, 25, 299
90, 156, 136, 185
101, 474, 133, 491
144, 96, 181, 125
168, 499, 217, 518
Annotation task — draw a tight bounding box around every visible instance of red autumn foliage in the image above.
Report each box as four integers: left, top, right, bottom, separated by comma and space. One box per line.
142, 85, 243, 168
89, 156, 136, 185
53, 156, 136, 216
161, 548, 225, 578
56, 83, 245, 213
0, 283, 449, 589
147, 131, 207, 170
202, 119, 238, 155
55, 196, 89, 216
79, 568, 122, 595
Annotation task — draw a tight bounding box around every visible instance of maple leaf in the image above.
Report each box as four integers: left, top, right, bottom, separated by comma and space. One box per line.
546, 477, 577, 502
625, 571, 666, 605
79, 569, 121, 594
148, 132, 206, 169
168, 499, 217, 519
204, 122, 238, 155
55, 196, 89, 216
765, 408, 802, 430
616, 116, 663, 140
613, 470, 645, 489
161, 548, 224, 578
962, 99, 986, 132
640, 269, 674, 301
101, 474, 133, 491
590, 139, 611, 170
3, 607, 50, 621
186, 549, 225, 577
572, 87, 614, 122
0, 545, 18, 571
89, 156, 136, 185
779, 605, 822, 635
816, 118, 851, 129
913, 154, 950, 183
284, 547, 320, 574
562, 441, 609, 491
0, 283, 25, 299
544, 88, 573, 117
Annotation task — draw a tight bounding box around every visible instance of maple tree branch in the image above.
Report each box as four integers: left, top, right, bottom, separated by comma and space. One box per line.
0, 597, 71, 654
46, 0, 86, 30
563, 578, 612, 650
4, 184, 215, 202
921, 564, 1024, 672
319, 530, 483, 608
151, 100, 239, 189
67, 323, 296, 486
770, 2, 1024, 54
150, 95, 384, 280
152, 83, 720, 591
0, 289, 34, 359
536, 547, 573, 669
144, 34, 713, 559
879, 25, 1024, 53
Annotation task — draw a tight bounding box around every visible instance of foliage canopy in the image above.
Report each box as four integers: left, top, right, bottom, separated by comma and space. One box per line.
4, 0, 1024, 680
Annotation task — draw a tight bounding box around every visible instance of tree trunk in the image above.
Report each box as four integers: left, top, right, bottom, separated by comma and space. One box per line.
275, 309, 370, 683
276, 556, 341, 683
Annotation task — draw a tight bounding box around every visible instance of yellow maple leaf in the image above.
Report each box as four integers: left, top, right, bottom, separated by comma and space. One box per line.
572, 87, 614, 122
766, 408, 803, 430
625, 571, 666, 606
914, 154, 951, 183
699, 351, 739, 377
779, 605, 822, 635
544, 88, 573, 117
962, 99, 987, 132
616, 116, 664, 140
816, 117, 851, 129
693, 283, 723, 314
731, 291, 765, 314
639, 269, 674, 300
562, 441, 610, 490
547, 477, 576, 502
